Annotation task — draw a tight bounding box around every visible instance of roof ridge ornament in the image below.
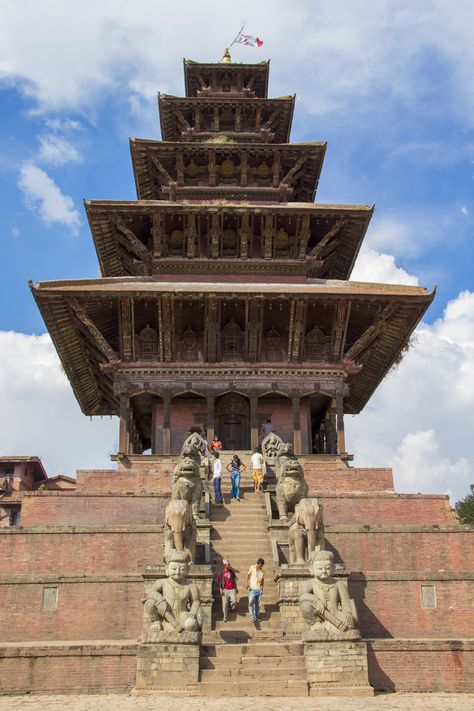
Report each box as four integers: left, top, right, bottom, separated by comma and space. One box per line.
220, 48, 232, 64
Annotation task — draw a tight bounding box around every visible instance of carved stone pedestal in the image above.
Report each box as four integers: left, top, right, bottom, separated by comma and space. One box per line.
135, 631, 201, 691
303, 636, 373, 696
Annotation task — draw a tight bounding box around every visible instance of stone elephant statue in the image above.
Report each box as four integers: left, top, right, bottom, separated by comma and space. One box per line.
288, 498, 324, 564
164, 498, 197, 563
275, 443, 309, 521
171, 455, 203, 519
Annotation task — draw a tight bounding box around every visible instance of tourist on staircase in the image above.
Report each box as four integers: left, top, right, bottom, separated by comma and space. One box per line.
250, 447, 265, 493
246, 557, 265, 623
226, 454, 246, 501
213, 452, 223, 506
217, 559, 239, 623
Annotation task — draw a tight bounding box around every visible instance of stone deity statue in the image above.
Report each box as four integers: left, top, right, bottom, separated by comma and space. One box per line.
299, 550, 359, 640
142, 551, 202, 634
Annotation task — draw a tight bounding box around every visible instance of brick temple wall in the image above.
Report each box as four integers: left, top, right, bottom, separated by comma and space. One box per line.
316, 493, 453, 525
367, 640, 474, 692
0, 643, 137, 694
20, 493, 170, 527
325, 525, 474, 571
0, 527, 165, 576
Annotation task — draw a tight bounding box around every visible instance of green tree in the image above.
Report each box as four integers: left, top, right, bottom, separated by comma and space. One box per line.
455, 484, 474, 525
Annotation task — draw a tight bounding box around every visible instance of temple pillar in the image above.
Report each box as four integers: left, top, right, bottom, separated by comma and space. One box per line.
328, 405, 337, 454
206, 395, 215, 443
292, 396, 302, 455
336, 393, 346, 454
250, 395, 258, 451
162, 393, 171, 455
119, 396, 130, 454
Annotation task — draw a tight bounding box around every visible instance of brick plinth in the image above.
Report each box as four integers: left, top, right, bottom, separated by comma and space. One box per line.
317, 493, 453, 525
0, 641, 137, 694
367, 639, 474, 692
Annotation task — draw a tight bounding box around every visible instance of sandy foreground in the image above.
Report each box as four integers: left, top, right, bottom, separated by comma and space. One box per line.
2, 694, 474, 711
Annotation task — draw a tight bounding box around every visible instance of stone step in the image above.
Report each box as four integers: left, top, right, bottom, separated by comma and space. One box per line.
198, 679, 308, 696
200, 667, 306, 681
201, 656, 305, 670
202, 642, 304, 657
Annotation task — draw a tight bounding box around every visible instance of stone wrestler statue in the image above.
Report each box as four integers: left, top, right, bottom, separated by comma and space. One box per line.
143, 550, 202, 633
299, 550, 359, 639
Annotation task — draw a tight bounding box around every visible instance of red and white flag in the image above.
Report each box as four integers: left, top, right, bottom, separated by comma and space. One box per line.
234, 32, 263, 47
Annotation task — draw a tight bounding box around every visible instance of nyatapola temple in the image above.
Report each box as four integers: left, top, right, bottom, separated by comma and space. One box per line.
1, 50, 473, 697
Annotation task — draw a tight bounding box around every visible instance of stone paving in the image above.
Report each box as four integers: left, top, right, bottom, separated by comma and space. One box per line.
2, 694, 474, 711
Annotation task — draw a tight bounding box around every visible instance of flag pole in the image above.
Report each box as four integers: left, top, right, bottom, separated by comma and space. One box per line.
230, 23, 245, 48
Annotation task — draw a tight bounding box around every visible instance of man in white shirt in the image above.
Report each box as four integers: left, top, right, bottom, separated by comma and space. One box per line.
251, 447, 265, 493
213, 452, 223, 506
246, 557, 265, 623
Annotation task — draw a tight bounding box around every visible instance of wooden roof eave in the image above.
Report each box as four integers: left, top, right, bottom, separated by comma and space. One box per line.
344, 289, 436, 413
345, 205, 375, 279
183, 59, 270, 98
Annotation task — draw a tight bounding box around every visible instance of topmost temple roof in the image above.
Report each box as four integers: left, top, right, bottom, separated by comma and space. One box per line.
183, 56, 270, 98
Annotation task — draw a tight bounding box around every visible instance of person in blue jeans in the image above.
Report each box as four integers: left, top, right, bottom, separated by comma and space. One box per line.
246, 557, 264, 623
226, 454, 246, 501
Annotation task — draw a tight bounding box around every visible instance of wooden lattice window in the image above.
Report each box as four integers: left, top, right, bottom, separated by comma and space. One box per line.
137, 325, 159, 361
221, 319, 244, 360
304, 326, 331, 361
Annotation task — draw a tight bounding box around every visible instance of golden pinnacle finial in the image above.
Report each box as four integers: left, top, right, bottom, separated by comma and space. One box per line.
220, 48, 231, 64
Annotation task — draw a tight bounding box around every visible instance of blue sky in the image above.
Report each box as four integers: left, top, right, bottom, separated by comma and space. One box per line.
0, 1, 473, 501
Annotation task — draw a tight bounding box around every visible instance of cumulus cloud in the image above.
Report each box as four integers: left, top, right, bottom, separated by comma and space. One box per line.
347, 290, 474, 503
0, 331, 117, 477
351, 244, 419, 285
0, 0, 474, 126
18, 162, 80, 232
37, 134, 81, 166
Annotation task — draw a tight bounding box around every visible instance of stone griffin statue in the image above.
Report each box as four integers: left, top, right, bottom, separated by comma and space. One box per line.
142, 550, 202, 635
299, 550, 359, 640
180, 431, 208, 459
171, 443, 203, 519
164, 498, 197, 563
275, 442, 308, 522
288, 498, 324, 564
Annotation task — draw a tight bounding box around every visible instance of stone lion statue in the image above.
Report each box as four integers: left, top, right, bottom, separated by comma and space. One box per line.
275, 443, 308, 521
171, 454, 203, 519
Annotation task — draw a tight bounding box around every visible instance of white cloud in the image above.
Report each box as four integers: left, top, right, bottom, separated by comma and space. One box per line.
461, 206, 469, 215
351, 244, 419, 285
0, 331, 117, 477
347, 289, 474, 503
18, 162, 80, 232
0, 0, 474, 126
37, 134, 81, 166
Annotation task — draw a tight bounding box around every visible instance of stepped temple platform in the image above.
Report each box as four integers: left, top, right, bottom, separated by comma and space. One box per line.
2, 51, 473, 697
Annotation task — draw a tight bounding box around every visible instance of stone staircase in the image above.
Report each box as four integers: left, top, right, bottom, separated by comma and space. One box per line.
200, 450, 308, 696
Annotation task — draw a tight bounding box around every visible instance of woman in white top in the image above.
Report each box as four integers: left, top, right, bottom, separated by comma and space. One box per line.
213, 452, 224, 505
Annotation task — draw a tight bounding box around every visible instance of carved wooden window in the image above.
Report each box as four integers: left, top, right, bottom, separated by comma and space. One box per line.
264, 326, 282, 362
304, 326, 331, 361
168, 229, 185, 256
274, 229, 290, 258
180, 326, 198, 361
222, 229, 238, 257
221, 319, 244, 360
220, 108, 234, 129
137, 324, 159, 361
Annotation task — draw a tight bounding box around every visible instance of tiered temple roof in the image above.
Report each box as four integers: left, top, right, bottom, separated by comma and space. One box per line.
31, 53, 434, 454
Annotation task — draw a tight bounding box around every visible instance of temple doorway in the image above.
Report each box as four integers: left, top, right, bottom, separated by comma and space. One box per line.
216, 393, 250, 450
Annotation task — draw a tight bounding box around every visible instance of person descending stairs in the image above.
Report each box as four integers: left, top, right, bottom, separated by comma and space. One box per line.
199, 450, 308, 696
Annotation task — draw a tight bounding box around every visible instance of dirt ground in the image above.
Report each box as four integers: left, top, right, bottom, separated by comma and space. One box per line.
2, 694, 474, 711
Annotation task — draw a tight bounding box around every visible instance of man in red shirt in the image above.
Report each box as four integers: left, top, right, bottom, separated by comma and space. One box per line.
217, 559, 238, 622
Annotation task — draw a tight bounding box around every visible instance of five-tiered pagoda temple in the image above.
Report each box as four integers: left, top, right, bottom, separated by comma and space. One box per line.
32, 50, 434, 456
